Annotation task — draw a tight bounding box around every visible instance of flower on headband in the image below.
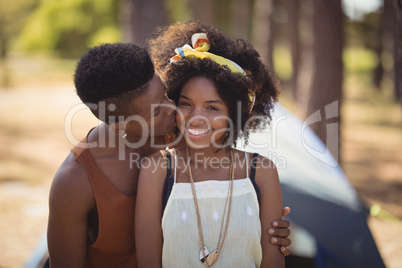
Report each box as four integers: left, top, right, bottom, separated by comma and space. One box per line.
170, 33, 256, 114
170, 33, 246, 75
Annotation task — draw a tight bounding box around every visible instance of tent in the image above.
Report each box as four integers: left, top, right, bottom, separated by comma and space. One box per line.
25, 103, 385, 268
240, 103, 385, 268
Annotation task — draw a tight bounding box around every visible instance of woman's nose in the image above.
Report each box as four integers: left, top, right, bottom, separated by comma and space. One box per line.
187, 110, 207, 127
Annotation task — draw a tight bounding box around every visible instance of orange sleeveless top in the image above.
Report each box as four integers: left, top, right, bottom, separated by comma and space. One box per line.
71, 142, 137, 268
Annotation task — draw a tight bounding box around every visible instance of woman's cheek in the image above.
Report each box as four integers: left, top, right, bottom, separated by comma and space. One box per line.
176, 111, 186, 134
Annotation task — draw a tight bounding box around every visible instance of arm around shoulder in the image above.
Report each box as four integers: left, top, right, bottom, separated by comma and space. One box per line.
47, 153, 94, 268
255, 156, 285, 268
135, 152, 167, 268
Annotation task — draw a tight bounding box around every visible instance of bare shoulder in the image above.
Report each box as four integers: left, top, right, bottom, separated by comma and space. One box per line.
140, 150, 167, 172
48, 152, 94, 267
49, 152, 94, 212
141, 149, 166, 163
138, 149, 172, 186
252, 154, 280, 189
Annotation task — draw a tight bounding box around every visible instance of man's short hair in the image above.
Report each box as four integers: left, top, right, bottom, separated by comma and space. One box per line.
74, 43, 154, 123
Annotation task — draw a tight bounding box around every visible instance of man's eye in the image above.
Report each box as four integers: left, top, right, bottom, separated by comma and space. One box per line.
153, 108, 161, 116
179, 102, 190, 107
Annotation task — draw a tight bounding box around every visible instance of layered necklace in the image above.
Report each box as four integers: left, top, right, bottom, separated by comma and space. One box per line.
186, 146, 234, 267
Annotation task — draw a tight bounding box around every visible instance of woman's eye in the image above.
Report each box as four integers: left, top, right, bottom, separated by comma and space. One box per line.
207, 106, 218, 111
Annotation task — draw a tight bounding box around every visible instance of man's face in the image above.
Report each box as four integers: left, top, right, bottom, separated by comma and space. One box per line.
126, 73, 177, 138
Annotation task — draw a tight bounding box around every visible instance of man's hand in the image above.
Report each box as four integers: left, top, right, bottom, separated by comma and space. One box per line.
268, 207, 291, 256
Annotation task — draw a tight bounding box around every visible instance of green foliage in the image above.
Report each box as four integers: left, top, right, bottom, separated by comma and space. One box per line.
344, 47, 377, 74
16, 0, 122, 57
88, 26, 122, 47
0, 0, 38, 56
167, 0, 192, 22
273, 45, 292, 81
346, 11, 382, 49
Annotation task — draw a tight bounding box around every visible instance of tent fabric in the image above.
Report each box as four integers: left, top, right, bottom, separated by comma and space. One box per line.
239, 103, 385, 268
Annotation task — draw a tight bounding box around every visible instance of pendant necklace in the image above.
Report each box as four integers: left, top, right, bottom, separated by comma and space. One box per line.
186, 146, 234, 267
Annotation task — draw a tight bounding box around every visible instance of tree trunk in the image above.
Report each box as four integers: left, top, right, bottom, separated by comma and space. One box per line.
231, 0, 250, 40
251, 0, 274, 68
121, 0, 133, 42
0, 21, 10, 89
306, 0, 343, 165
288, 0, 300, 101
267, 0, 275, 70
189, 0, 216, 25
295, 0, 314, 117
372, 5, 384, 89
127, 0, 169, 46
392, 0, 402, 103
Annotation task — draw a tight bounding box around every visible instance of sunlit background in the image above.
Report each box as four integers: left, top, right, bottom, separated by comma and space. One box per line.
0, 0, 401, 267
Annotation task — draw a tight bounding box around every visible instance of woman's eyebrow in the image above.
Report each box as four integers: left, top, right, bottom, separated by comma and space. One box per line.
180, 95, 223, 104
205, 100, 223, 104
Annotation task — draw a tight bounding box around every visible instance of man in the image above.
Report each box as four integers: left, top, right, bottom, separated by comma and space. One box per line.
47, 42, 290, 268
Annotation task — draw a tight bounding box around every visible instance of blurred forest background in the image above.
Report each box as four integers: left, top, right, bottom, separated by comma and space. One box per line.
0, 0, 401, 267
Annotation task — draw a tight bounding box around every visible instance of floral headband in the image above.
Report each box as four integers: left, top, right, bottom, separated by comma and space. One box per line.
170, 33, 256, 114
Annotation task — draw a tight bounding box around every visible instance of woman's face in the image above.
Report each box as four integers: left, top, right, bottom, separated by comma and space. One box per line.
176, 76, 230, 149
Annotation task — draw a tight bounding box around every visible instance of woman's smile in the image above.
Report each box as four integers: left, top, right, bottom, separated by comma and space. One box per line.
186, 127, 212, 139
177, 77, 229, 148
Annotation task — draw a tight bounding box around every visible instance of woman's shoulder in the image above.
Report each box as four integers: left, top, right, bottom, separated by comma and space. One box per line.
254, 154, 277, 170
243, 152, 278, 187
139, 150, 169, 177
232, 149, 277, 169
142, 148, 175, 164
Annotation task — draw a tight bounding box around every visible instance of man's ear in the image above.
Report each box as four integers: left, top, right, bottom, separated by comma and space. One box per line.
110, 121, 127, 137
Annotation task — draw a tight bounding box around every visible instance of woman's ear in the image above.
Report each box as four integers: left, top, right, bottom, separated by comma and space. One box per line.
110, 121, 127, 138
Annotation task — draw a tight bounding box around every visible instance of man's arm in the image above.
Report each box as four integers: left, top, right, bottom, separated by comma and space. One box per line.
268, 207, 291, 256
135, 153, 166, 268
47, 153, 95, 268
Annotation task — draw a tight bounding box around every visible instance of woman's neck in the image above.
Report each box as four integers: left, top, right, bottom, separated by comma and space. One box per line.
184, 145, 233, 171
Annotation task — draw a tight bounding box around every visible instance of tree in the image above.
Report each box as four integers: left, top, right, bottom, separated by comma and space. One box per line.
17, 0, 121, 57
0, 0, 38, 88
295, 0, 315, 117
306, 0, 344, 165
392, 0, 402, 103
251, 0, 274, 68
231, 0, 251, 40
126, 0, 169, 46
287, 0, 301, 100
190, 0, 216, 26
372, 7, 385, 89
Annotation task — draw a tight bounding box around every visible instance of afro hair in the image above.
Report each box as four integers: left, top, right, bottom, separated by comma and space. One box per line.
150, 21, 280, 144
74, 42, 154, 104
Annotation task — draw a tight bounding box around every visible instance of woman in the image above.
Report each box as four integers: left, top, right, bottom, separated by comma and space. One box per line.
149, 21, 291, 256
135, 31, 284, 267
